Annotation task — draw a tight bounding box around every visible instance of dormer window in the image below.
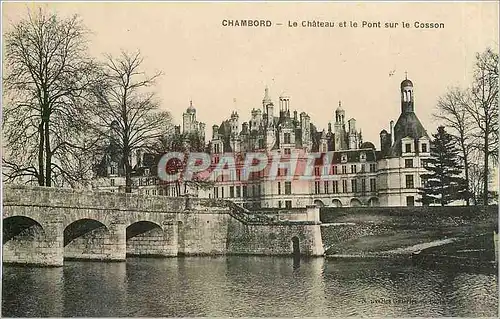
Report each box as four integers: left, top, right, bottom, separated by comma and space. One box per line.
405, 143, 411, 153
360, 152, 366, 162
145, 168, 150, 176
422, 143, 428, 153
341, 154, 347, 163
284, 133, 291, 144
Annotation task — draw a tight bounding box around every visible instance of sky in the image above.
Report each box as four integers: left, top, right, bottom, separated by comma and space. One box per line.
2, 1, 499, 148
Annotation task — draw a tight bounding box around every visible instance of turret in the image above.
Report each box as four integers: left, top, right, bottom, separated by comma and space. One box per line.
401, 73, 414, 114
335, 101, 345, 124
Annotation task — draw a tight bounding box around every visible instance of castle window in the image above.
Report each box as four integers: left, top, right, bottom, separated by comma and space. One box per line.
333, 181, 339, 193
351, 179, 358, 193
369, 163, 376, 172
333, 165, 339, 175
342, 180, 348, 193
405, 175, 414, 189
285, 200, 292, 209
361, 164, 365, 172
341, 154, 347, 163
342, 165, 347, 174
324, 181, 330, 194
242, 186, 248, 197
360, 152, 366, 162
405, 143, 412, 153
350, 164, 357, 174
370, 178, 376, 192
422, 143, 428, 153
110, 179, 115, 186
314, 167, 320, 176
284, 148, 291, 155
236, 186, 241, 197
230, 186, 234, 198
284, 133, 291, 144
405, 159, 413, 168
361, 179, 366, 193
314, 181, 320, 194
406, 196, 415, 207
277, 182, 281, 195
285, 181, 292, 195
110, 166, 116, 175
278, 201, 282, 208
221, 187, 225, 198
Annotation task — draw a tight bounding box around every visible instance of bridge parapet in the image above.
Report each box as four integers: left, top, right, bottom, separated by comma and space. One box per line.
3, 185, 230, 214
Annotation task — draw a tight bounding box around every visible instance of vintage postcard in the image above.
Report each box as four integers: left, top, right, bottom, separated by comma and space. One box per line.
1, 1, 498, 318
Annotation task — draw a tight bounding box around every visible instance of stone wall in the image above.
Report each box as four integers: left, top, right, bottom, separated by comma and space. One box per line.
227, 220, 324, 256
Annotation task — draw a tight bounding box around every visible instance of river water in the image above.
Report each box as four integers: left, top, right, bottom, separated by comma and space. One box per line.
2, 257, 498, 317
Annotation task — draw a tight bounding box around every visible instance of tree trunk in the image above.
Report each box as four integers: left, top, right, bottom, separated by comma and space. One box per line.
44, 119, 52, 187
483, 134, 489, 206
124, 147, 132, 193
463, 154, 470, 206
38, 121, 45, 186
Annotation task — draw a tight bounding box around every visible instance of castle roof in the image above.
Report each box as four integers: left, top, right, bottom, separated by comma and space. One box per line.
387, 111, 429, 157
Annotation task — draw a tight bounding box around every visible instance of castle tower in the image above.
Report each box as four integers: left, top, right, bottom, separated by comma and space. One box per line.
335, 101, 345, 124
182, 100, 197, 133
334, 101, 347, 151
401, 72, 414, 114
230, 111, 239, 136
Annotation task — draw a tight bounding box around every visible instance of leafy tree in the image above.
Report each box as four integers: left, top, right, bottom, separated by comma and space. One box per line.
3, 8, 100, 187
418, 126, 468, 206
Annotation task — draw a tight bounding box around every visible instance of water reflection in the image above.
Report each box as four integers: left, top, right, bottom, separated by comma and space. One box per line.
2, 257, 498, 317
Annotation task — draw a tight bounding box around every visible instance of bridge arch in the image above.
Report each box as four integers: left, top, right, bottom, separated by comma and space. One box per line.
126, 221, 163, 240
63, 218, 111, 260
126, 220, 170, 257
3, 216, 45, 244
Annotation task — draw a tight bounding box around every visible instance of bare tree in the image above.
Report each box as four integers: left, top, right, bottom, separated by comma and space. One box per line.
464, 48, 498, 205
434, 87, 475, 205
92, 51, 171, 193
3, 8, 100, 187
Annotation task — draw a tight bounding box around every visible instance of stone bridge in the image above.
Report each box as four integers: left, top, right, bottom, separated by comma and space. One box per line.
2, 185, 324, 266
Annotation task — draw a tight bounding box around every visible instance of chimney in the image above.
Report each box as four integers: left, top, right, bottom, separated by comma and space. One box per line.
212, 125, 219, 139
389, 120, 395, 146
